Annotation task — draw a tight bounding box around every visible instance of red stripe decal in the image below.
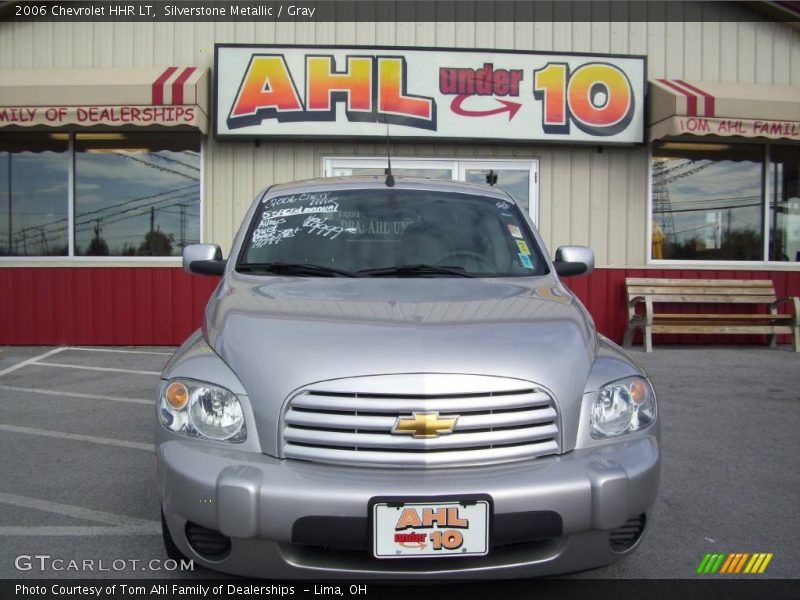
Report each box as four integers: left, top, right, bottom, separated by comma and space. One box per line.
152, 67, 178, 105
675, 79, 715, 117
658, 78, 697, 117
171, 67, 197, 105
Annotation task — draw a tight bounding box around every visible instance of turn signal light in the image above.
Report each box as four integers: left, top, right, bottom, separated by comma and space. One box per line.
165, 382, 189, 410
629, 380, 648, 404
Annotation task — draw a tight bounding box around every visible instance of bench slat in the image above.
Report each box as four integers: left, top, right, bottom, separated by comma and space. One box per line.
625, 278, 774, 288
627, 286, 776, 296
651, 325, 793, 335
652, 314, 792, 321
631, 294, 777, 304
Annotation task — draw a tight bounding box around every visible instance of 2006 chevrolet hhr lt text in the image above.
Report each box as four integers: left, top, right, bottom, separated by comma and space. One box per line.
156, 177, 660, 579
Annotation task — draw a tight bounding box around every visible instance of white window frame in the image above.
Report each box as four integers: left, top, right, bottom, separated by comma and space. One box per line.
1, 132, 203, 264
324, 157, 539, 224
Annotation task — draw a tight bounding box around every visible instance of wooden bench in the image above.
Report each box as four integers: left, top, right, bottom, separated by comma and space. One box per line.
623, 278, 799, 352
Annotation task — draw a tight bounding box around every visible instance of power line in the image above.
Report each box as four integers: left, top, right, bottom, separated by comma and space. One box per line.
109, 152, 199, 181
12, 183, 199, 237
654, 202, 763, 214
150, 153, 201, 172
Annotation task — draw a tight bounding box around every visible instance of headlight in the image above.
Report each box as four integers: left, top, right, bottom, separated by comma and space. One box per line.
591, 376, 656, 439
159, 379, 246, 442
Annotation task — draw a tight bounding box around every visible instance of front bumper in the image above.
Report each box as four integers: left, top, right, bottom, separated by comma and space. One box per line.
157, 433, 659, 579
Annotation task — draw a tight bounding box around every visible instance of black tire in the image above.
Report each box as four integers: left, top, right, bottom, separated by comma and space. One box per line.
161, 508, 187, 562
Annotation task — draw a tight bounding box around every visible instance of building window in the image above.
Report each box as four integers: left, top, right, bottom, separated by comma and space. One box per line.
324, 157, 538, 220
75, 132, 200, 256
769, 145, 800, 262
0, 133, 69, 256
651, 141, 800, 263
0, 131, 201, 259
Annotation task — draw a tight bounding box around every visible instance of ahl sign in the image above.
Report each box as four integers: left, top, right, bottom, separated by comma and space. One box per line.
215, 45, 645, 144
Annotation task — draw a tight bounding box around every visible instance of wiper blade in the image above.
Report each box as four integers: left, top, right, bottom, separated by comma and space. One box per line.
357, 264, 476, 278
237, 262, 357, 277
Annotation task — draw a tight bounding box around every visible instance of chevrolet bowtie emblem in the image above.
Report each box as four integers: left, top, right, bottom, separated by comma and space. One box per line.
393, 412, 459, 439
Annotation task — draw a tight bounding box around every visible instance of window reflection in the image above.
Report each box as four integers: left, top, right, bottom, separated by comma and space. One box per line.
769, 145, 800, 262
0, 134, 69, 256
651, 142, 764, 261
464, 169, 530, 211
74, 132, 200, 256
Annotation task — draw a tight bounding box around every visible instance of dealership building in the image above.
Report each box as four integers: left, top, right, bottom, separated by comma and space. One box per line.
0, 2, 798, 346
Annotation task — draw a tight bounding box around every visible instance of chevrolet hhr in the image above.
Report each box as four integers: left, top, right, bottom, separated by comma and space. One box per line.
156, 177, 660, 578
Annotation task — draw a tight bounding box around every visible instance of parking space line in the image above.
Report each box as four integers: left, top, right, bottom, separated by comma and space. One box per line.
33, 362, 161, 376
68, 347, 174, 356
0, 493, 158, 526
0, 424, 152, 451
0, 384, 152, 405
0, 493, 160, 536
0, 347, 67, 378
0, 525, 160, 536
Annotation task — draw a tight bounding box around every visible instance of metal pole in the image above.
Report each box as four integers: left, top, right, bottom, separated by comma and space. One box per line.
772, 152, 780, 260
7, 152, 11, 255
179, 203, 186, 248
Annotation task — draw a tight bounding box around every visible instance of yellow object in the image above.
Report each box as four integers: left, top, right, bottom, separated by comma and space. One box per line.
652, 222, 665, 259
393, 412, 458, 439
630, 380, 648, 404
165, 382, 189, 410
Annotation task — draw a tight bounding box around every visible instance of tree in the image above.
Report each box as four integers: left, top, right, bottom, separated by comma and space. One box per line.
137, 229, 174, 256
86, 221, 110, 256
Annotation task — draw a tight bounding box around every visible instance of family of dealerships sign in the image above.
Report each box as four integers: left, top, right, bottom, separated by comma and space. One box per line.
215, 45, 646, 144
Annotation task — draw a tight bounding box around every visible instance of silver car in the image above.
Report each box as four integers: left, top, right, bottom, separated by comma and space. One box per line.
156, 177, 660, 579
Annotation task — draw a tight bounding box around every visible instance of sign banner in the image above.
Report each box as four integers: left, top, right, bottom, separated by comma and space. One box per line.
0, 105, 203, 130
650, 116, 800, 142
215, 45, 646, 144
0, 66, 210, 133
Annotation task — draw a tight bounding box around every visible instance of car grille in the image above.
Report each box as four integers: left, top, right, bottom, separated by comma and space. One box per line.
281, 384, 560, 468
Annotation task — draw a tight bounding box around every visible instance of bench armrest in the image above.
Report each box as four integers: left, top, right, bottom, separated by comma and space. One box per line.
771, 297, 799, 312
628, 295, 645, 307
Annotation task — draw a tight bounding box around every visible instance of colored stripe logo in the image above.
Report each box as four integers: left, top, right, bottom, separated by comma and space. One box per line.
152, 66, 198, 105
697, 552, 773, 574
657, 79, 716, 118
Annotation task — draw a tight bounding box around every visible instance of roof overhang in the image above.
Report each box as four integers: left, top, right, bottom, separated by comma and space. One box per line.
648, 79, 800, 142
0, 67, 209, 133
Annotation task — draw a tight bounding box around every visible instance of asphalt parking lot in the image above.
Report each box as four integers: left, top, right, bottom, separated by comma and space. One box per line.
0, 344, 798, 580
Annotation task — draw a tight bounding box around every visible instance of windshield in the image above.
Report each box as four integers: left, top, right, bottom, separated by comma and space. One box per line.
237, 187, 547, 277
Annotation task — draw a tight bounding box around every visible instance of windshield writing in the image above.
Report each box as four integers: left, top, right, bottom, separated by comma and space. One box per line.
239, 189, 545, 277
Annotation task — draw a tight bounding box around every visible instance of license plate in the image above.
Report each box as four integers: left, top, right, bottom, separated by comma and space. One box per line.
372, 500, 489, 558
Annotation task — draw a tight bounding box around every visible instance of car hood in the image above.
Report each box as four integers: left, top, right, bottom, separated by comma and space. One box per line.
205, 275, 597, 455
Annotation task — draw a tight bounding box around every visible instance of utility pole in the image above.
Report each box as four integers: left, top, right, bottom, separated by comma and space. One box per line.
150, 206, 155, 232
726, 209, 732, 242
7, 153, 12, 255
178, 203, 187, 249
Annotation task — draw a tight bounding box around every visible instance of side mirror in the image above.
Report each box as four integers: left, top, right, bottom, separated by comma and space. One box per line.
553, 245, 594, 277
183, 244, 226, 276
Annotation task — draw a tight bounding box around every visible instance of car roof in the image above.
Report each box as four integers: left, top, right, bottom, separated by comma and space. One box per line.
262, 176, 517, 204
